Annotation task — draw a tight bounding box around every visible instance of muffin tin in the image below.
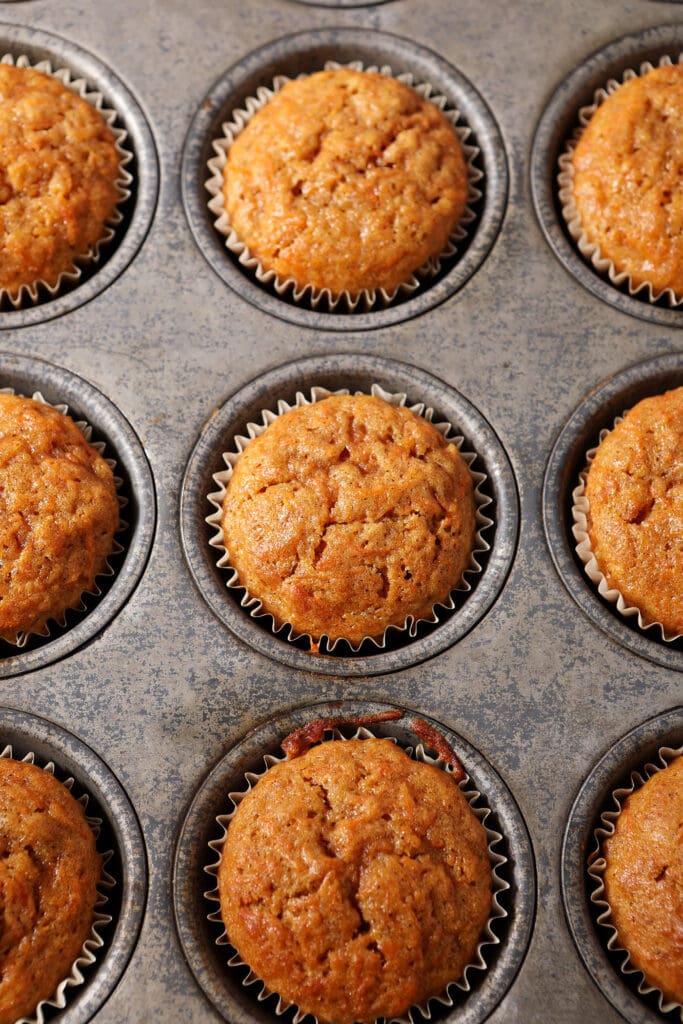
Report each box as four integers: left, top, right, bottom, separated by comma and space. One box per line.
2, 1, 681, 1022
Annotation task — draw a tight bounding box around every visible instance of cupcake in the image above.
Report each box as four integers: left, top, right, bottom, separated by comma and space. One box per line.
575, 386, 682, 639
561, 62, 683, 303
218, 392, 477, 646
0, 393, 120, 644
594, 754, 683, 1009
216, 734, 493, 1024
0, 62, 124, 305
217, 67, 470, 302
0, 757, 102, 1024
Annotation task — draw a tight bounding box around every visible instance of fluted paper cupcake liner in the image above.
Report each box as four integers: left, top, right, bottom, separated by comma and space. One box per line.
206, 60, 483, 312
558, 53, 683, 307
206, 383, 493, 653
587, 744, 683, 1020
0, 746, 115, 1024
0, 53, 134, 309
0, 388, 128, 648
571, 413, 682, 643
204, 721, 509, 1024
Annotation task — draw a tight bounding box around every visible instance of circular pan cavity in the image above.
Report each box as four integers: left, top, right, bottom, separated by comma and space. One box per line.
531, 24, 683, 328
0, 22, 158, 328
562, 706, 682, 1024
0, 705, 147, 1024
0, 351, 156, 678
180, 353, 518, 677
174, 699, 536, 1024
181, 28, 507, 332
542, 352, 682, 672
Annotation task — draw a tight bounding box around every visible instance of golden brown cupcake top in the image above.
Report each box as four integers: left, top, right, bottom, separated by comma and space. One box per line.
0, 394, 120, 640
222, 68, 468, 295
218, 738, 492, 1024
602, 756, 683, 1005
572, 64, 683, 296
584, 386, 683, 636
0, 64, 121, 299
220, 394, 476, 644
0, 758, 101, 1024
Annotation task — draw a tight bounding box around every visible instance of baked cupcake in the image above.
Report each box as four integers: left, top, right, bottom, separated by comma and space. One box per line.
577, 386, 682, 639
218, 67, 470, 301
0, 393, 120, 643
0, 757, 102, 1024
219, 393, 477, 645
217, 735, 493, 1024
563, 62, 683, 302
0, 63, 123, 304
597, 755, 683, 1008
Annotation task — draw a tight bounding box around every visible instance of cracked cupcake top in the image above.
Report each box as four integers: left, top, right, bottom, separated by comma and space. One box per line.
220, 393, 476, 644
0, 64, 120, 299
0, 758, 101, 1024
585, 386, 683, 636
218, 738, 492, 1024
222, 67, 468, 295
602, 755, 683, 1005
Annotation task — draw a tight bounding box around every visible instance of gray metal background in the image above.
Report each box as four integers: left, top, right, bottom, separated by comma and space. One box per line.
0, 1, 681, 1022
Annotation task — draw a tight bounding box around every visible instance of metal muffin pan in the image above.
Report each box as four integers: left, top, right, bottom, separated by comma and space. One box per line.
0, 22, 159, 328
0, 351, 156, 679
180, 353, 518, 677
543, 351, 683, 673
562, 706, 682, 1024
173, 700, 536, 1024
1, 1, 681, 1022
0, 706, 147, 1024
531, 23, 683, 328
181, 27, 508, 331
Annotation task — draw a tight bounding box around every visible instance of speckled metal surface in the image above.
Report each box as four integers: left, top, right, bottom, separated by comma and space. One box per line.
0, 2, 681, 1023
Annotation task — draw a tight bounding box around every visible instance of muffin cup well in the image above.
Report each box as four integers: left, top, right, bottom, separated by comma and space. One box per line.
0, 54, 133, 310
571, 414, 682, 644
205, 60, 483, 313
587, 744, 683, 1020
0, 389, 128, 648
0, 745, 115, 1024
205, 383, 493, 655
557, 54, 683, 308
204, 721, 509, 1024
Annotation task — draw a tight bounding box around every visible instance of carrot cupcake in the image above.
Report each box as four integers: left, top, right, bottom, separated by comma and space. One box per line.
0, 393, 120, 643
0, 63, 122, 303
220, 67, 469, 300
579, 386, 682, 639
217, 735, 493, 1024
219, 393, 477, 645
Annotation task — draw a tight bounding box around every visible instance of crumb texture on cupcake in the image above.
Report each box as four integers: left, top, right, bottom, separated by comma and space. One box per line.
0, 394, 120, 640
222, 68, 468, 295
602, 756, 683, 1005
0, 758, 101, 1024
585, 386, 683, 636
0, 65, 121, 299
218, 738, 492, 1024
221, 394, 476, 644
572, 64, 683, 297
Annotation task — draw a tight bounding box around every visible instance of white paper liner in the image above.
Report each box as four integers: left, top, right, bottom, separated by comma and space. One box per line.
204, 724, 509, 1024
571, 411, 682, 643
0, 389, 128, 648
206, 60, 483, 312
558, 54, 683, 307
206, 384, 493, 653
587, 745, 683, 1020
0, 745, 115, 1024
0, 53, 134, 309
